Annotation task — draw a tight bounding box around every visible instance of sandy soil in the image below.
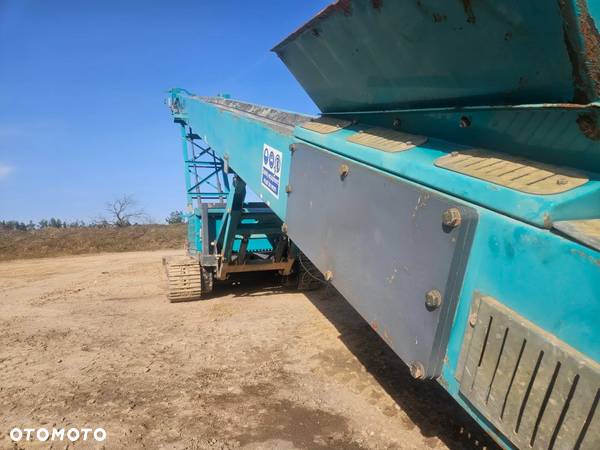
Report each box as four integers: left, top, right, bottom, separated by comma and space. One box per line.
0, 251, 498, 449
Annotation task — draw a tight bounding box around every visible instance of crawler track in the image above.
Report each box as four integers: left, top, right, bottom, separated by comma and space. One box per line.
163, 256, 203, 302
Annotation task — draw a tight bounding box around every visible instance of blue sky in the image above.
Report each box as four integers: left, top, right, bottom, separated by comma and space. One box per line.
0, 0, 327, 223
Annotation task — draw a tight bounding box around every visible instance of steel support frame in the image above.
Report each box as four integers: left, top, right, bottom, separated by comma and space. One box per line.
177, 118, 294, 281
177, 120, 230, 256
213, 176, 294, 280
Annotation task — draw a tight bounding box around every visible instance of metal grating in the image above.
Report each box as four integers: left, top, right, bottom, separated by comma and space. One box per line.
553, 220, 600, 251
346, 127, 427, 152
435, 150, 588, 194
458, 294, 600, 450
301, 116, 352, 134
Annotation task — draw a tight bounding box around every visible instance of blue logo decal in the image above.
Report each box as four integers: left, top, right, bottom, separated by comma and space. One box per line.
275, 154, 280, 173
269, 151, 275, 169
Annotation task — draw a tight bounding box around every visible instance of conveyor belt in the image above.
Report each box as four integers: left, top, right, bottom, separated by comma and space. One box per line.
199, 96, 312, 134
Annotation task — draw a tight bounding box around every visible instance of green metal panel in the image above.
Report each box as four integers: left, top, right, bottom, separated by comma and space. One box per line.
328, 103, 600, 174
273, 0, 600, 111
440, 208, 600, 449
192, 209, 276, 255
294, 123, 600, 227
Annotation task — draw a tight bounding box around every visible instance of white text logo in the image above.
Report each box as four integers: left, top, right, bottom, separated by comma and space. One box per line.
9, 427, 107, 442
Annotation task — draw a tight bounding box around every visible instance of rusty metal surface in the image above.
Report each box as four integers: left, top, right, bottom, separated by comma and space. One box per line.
346, 127, 427, 152
559, 0, 600, 104
554, 219, 600, 251
219, 259, 294, 276
458, 294, 600, 450
286, 143, 478, 378
435, 149, 589, 195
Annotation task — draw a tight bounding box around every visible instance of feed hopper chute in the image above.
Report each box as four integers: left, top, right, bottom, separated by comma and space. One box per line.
273, 0, 600, 111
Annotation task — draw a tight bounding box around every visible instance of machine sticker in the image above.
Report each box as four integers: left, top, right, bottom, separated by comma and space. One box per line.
261, 144, 282, 198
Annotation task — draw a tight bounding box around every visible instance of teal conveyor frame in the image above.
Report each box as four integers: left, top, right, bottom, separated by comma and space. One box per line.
171, 97, 300, 283
167, 2, 600, 448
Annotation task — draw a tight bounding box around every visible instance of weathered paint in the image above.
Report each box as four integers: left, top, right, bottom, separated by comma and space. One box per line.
294, 122, 600, 227
169, 3, 600, 446
440, 209, 600, 449
328, 103, 600, 174
274, 0, 600, 112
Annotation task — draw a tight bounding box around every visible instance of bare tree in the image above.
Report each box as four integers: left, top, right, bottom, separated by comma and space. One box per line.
105, 194, 147, 227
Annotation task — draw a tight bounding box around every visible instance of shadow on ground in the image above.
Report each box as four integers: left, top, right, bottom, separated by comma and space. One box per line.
303, 287, 500, 450
207, 274, 500, 449
207, 272, 292, 299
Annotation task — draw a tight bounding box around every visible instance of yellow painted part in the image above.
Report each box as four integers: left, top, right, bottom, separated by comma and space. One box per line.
347, 127, 428, 152
566, 220, 600, 239
301, 116, 351, 134
435, 149, 589, 194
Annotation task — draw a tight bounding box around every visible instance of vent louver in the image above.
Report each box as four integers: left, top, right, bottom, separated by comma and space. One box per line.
457, 295, 599, 449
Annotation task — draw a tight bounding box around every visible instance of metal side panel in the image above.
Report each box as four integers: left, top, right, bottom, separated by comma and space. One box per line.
458, 294, 600, 450
286, 143, 477, 378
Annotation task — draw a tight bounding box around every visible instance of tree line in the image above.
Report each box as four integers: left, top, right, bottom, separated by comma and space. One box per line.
2, 195, 184, 231
0, 218, 89, 231
1, 213, 184, 231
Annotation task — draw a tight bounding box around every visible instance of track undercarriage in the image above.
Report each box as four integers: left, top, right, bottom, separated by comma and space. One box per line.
163, 115, 317, 302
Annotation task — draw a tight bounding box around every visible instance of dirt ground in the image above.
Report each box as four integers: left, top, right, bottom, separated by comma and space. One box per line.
0, 250, 498, 449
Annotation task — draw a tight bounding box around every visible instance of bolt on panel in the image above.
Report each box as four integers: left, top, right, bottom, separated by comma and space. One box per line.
286, 143, 478, 378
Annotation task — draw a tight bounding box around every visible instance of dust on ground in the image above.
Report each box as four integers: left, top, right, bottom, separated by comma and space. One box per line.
0, 250, 498, 449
